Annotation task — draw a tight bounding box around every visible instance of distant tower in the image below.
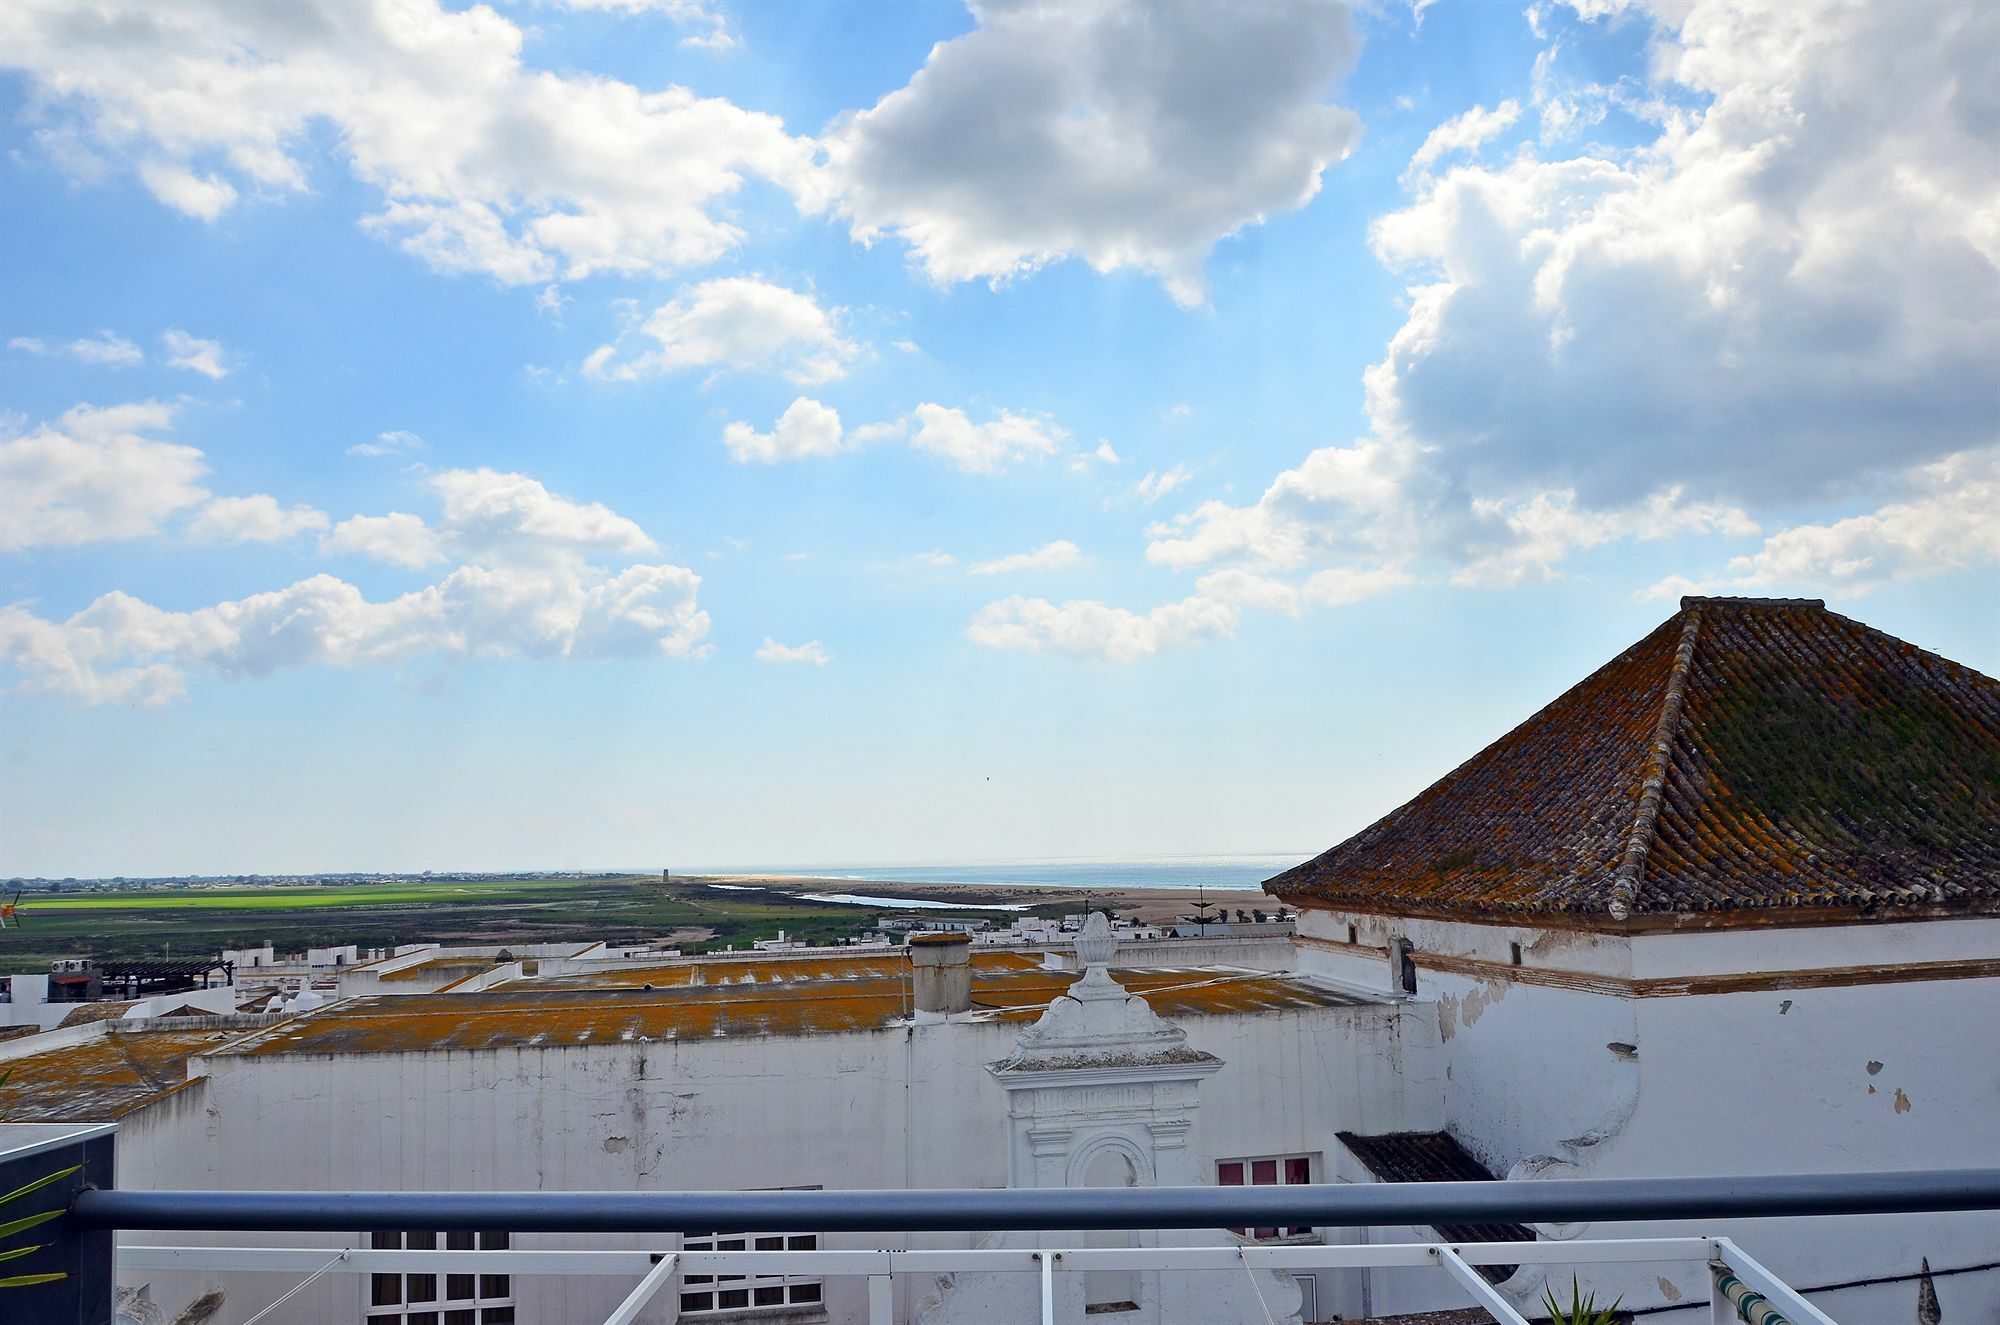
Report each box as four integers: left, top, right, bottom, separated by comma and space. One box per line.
662, 868, 671, 883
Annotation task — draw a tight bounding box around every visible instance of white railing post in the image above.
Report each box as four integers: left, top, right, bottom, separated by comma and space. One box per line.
1036, 1249, 1058, 1325
602, 1252, 677, 1325
1433, 1245, 1533, 1325
868, 1271, 894, 1325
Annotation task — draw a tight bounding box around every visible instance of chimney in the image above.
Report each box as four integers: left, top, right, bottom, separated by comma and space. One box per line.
908, 932, 973, 1022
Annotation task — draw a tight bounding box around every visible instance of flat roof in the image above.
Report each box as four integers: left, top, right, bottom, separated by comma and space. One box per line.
217, 964, 1375, 1058
525, 949, 1039, 991
0, 1028, 239, 1123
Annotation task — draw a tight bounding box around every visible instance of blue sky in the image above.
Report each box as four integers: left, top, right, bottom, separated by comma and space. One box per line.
2, 0, 1995, 876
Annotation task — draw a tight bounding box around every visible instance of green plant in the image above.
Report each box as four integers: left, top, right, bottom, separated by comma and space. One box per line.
1542, 1273, 1623, 1325
0, 1162, 79, 1289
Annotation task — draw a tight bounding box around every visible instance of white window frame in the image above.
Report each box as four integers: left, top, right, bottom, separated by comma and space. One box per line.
362, 1229, 515, 1325
677, 1230, 824, 1315
1216, 1152, 1319, 1240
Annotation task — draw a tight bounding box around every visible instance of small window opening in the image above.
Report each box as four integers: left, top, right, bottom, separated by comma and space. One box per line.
1509, 942, 1523, 966
1346, 924, 1358, 945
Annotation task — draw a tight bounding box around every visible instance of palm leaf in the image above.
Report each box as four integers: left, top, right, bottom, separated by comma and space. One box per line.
0, 1244, 45, 1264
0, 1209, 64, 1241
0, 1272, 66, 1289
0, 1164, 79, 1208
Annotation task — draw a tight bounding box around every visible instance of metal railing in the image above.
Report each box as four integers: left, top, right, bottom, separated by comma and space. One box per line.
117, 1235, 1834, 1325
72, 1168, 2000, 1325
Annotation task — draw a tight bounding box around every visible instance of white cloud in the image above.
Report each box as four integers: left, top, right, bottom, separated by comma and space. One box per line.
966, 594, 1237, 662
821, 0, 1361, 306
1366, 0, 2000, 509
0, 0, 815, 284
723, 397, 843, 464
1140, 0, 1999, 614
323, 512, 446, 569
25, 332, 144, 367
187, 494, 330, 544
4, 463, 709, 704
348, 430, 425, 458
0, 402, 208, 550
1406, 100, 1520, 176
429, 468, 657, 562
161, 329, 229, 379
907, 404, 1066, 474
2, 560, 710, 707
1135, 464, 1191, 504
969, 540, 1083, 576
755, 636, 831, 665
557, 0, 739, 52
1192, 569, 1301, 617
1645, 447, 2000, 600
586, 278, 858, 385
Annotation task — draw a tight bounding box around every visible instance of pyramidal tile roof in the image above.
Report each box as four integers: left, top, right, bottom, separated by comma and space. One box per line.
1266, 598, 2000, 923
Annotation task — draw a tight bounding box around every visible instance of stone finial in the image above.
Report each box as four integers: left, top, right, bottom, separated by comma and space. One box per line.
1074, 911, 1117, 970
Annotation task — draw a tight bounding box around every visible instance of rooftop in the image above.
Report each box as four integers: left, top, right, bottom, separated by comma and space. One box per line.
1267, 598, 2000, 924
1337, 1130, 1533, 1250
0, 1027, 240, 1123
216, 962, 1369, 1058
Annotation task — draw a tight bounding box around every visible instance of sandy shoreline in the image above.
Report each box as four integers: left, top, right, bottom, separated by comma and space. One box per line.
682, 874, 1278, 924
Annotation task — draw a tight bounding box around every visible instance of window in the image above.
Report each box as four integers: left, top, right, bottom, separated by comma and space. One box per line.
678, 1232, 823, 1314
365, 1231, 513, 1325
1217, 1154, 1315, 1239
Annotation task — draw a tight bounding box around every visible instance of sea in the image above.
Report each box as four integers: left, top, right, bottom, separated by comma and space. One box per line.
690, 855, 1309, 895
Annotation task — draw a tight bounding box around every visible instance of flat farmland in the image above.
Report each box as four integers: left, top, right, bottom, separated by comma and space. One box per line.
0, 876, 1022, 970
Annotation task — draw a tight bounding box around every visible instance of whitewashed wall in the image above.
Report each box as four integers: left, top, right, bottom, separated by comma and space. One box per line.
1296, 907, 2000, 1323
109, 994, 1424, 1325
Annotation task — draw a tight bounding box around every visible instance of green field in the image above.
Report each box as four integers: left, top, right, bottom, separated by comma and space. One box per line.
0, 876, 1026, 971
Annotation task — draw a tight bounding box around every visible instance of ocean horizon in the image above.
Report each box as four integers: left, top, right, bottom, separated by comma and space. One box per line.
688, 855, 1311, 894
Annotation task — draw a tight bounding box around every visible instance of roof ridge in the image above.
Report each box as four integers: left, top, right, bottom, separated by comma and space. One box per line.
1606, 604, 1705, 920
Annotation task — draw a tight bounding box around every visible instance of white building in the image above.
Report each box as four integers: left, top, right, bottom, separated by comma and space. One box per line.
0, 596, 1991, 1325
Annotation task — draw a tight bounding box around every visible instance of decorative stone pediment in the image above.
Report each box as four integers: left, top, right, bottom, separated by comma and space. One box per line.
992, 913, 1222, 1076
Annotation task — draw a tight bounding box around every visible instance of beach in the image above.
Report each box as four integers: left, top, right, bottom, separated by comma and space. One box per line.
682, 874, 1281, 925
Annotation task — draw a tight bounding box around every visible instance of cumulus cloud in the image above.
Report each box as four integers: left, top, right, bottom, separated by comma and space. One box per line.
585, 278, 858, 385
1135, 0, 1999, 621
966, 594, 1236, 662
2, 562, 709, 707
906, 404, 1066, 474
161, 329, 229, 379
187, 494, 330, 544
322, 512, 446, 569
0, 0, 815, 284
969, 540, 1082, 575
755, 636, 831, 665
4, 464, 708, 704
723, 398, 843, 464
1405, 99, 1520, 176
430, 468, 657, 562
1368, 0, 2000, 509
822, 0, 1361, 306
1645, 447, 2000, 600
0, 402, 208, 550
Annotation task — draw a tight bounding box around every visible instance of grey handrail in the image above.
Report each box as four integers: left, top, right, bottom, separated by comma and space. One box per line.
72, 1169, 2000, 1234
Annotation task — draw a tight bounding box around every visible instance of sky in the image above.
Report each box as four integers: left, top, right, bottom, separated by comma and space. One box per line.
1, 0, 1995, 877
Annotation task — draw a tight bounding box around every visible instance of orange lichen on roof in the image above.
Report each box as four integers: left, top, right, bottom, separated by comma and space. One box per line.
525, 948, 1039, 992
1267, 598, 2000, 921
0, 1028, 238, 1122
215, 966, 1365, 1059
